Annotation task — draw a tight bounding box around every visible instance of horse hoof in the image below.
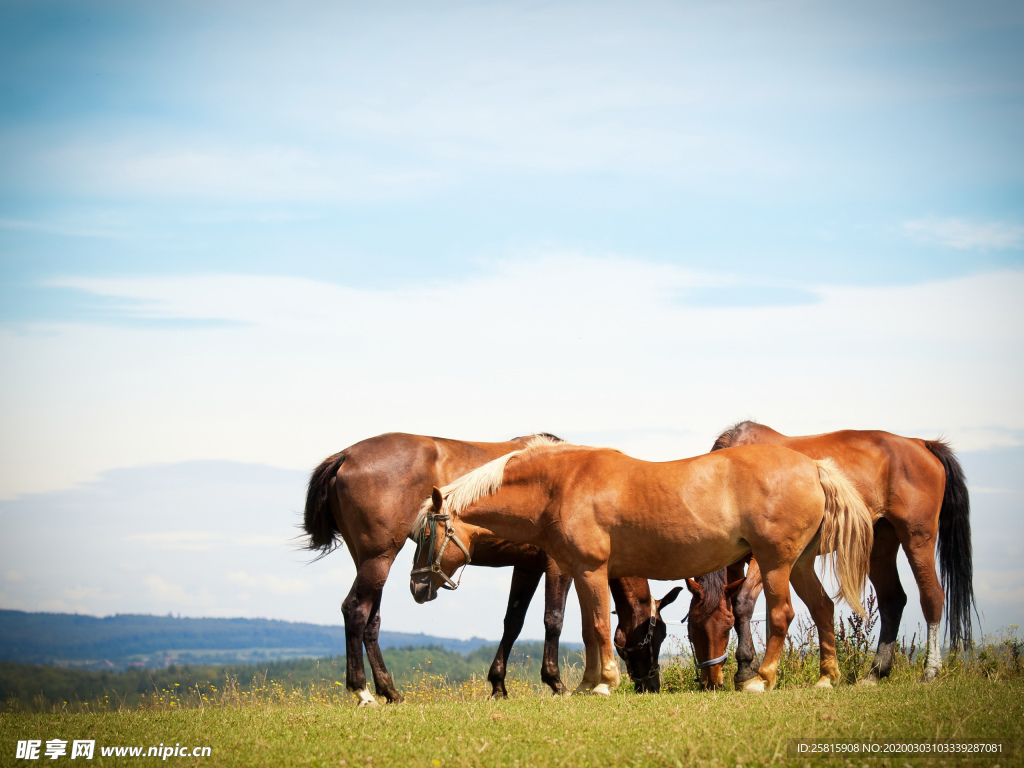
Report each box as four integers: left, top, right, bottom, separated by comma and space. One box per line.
591, 684, 612, 696
489, 692, 508, 701
857, 675, 878, 687
920, 667, 940, 683
356, 689, 378, 707
814, 677, 833, 689
741, 679, 765, 694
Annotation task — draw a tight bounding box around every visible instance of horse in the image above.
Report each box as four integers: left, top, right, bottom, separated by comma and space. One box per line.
302, 432, 677, 704
707, 422, 975, 685
410, 439, 875, 694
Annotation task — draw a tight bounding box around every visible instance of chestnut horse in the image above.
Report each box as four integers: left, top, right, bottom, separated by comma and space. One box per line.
303, 432, 676, 704
708, 422, 975, 685
410, 439, 875, 694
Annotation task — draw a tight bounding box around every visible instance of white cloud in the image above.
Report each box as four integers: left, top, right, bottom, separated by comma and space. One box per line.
903, 217, 1024, 250
239, 535, 286, 548
228, 571, 311, 596
64, 584, 121, 602
128, 532, 220, 551
145, 576, 216, 606
2, 257, 1023, 501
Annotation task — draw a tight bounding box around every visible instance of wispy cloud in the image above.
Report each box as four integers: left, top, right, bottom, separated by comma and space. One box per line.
128, 531, 219, 551
903, 217, 1024, 251
229, 571, 310, 596
5, 256, 1023, 500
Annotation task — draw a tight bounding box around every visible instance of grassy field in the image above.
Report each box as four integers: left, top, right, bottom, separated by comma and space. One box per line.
1, 677, 1019, 767
2, 631, 1022, 768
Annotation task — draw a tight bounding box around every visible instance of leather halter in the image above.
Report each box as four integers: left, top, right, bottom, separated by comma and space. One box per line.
681, 606, 729, 682
411, 508, 472, 591
616, 599, 662, 685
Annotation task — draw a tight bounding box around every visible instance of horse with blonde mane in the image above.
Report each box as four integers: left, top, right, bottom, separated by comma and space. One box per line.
410, 439, 875, 694
304, 432, 687, 704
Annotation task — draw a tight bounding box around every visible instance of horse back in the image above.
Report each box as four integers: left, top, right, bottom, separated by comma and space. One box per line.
739, 428, 944, 518
331, 433, 527, 560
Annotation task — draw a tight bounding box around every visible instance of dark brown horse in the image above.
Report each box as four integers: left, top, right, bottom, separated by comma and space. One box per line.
707, 422, 975, 686
303, 432, 675, 704
411, 440, 875, 694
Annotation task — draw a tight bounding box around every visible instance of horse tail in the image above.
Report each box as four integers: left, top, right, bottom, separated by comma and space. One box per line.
814, 458, 874, 616
303, 452, 345, 559
925, 439, 976, 649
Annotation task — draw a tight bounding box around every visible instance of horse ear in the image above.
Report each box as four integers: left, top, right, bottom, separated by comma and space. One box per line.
685, 578, 702, 596
431, 487, 443, 510
656, 586, 683, 615
724, 577, 745, 600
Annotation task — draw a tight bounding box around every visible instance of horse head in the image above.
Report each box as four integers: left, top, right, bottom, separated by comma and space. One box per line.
410, 486, 475, 604
686, 574, 744, 690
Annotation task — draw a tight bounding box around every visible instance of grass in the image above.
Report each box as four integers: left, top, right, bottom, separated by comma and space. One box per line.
1, 676, 1020, 767
2, 628, 1023, 767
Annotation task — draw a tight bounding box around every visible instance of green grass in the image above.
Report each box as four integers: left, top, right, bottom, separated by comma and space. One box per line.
1, 677, 1020, 767
2, 624, 1021, 767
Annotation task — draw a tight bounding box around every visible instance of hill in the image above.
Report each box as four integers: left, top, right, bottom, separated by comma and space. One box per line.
0, 609, 505, 670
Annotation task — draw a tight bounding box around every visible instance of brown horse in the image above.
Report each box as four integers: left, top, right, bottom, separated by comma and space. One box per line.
302, 432, 674, 704
708, 422, 975, 685
410, 439, 875, 694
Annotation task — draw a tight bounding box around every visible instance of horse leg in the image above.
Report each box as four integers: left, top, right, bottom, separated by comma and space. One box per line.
541, 563, 573, 696
341, 554, 394, 706
731, 558, 764, 687
486, 565, 544, 699
363, 593, 403, 703
744, 563, 794, 693
902, 530, 945, 681
789, 551, 839, 688
859, 519, 907, 685
573, 565, 619, 696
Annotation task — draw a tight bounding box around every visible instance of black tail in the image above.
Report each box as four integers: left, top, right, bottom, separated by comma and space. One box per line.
303, 452, 345, 559
926, 440, 976, 649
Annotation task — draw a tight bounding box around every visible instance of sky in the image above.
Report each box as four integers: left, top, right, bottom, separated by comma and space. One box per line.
1, 0, 1023, 651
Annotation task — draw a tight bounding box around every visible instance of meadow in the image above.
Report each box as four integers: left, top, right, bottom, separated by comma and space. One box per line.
2, 619, 1021, 767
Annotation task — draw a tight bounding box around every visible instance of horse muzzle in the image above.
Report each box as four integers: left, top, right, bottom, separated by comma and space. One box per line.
410, 576, 438, 604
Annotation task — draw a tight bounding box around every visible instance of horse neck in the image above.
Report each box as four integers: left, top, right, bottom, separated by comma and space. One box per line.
609, 577, 653, 624
456, 481, 550, 546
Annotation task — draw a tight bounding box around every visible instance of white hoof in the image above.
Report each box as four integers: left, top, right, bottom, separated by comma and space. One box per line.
591, 683, 611, 696
356, 689, 378, 707
814, 677, 833, 689
857, 675, 878, 687
741, 678, 765, 694
920, 666, 940, 683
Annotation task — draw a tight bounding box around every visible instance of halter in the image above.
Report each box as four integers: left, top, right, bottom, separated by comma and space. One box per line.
410, 507, 472, 591
680, 607, 729, 682
618, 609, 662, 685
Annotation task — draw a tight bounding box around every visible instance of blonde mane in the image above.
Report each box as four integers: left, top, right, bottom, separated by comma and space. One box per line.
411, 435, 563, 538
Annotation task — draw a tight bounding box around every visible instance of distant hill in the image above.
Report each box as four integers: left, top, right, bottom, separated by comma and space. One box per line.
0, 610, 506, 670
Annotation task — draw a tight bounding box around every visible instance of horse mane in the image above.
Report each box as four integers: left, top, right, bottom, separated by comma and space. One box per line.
710, 420, 761, 452
692, 569, 727, 623
412, 434, 564, 535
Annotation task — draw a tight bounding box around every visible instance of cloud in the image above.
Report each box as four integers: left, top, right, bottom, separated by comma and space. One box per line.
903, 217, 1024, 251
64, 584, 121, 602
228, 571, 311, 596
3, 255, 1022, 502
145, 576, 216, 606
128, 531, 219, 551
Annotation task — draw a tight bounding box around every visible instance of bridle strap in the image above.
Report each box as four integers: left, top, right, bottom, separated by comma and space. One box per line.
680, 606, 730, 682
411, 510, 472, 591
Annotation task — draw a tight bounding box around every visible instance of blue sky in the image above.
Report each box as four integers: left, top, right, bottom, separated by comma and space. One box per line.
1, 1, 1023, 643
